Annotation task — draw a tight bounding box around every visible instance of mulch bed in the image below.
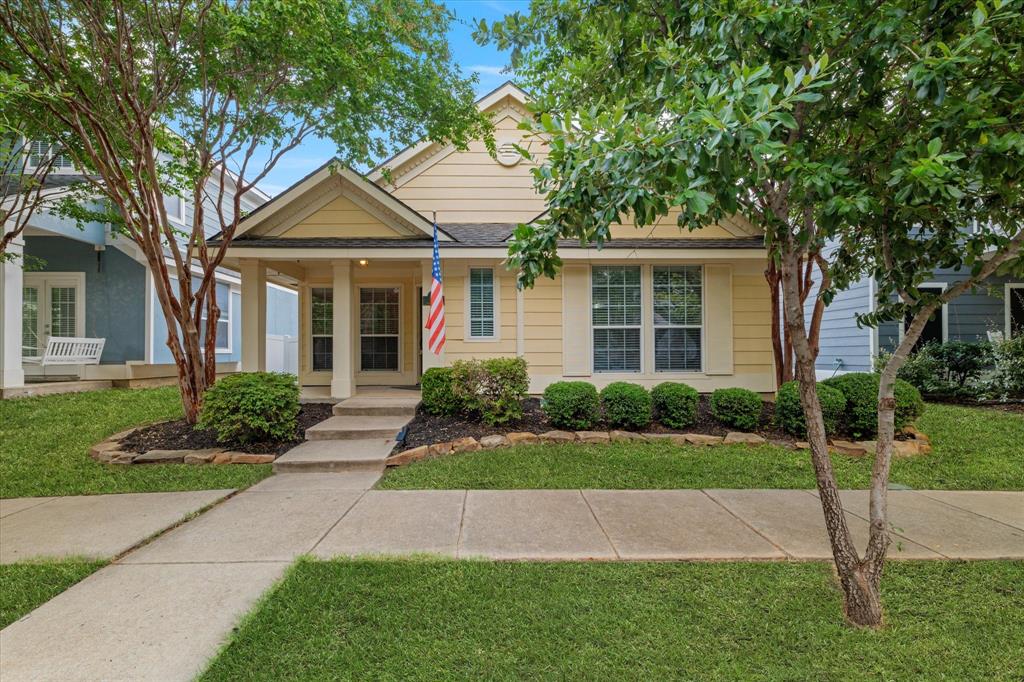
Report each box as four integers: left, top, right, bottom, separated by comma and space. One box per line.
119, 403, 334, 456
397, 396, 796, 452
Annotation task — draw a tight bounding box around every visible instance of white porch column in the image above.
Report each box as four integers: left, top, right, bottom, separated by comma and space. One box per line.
421, 258, 444, 371
331, 260, 354, 399
0, 238, 26, 390
239, 260, 267, 372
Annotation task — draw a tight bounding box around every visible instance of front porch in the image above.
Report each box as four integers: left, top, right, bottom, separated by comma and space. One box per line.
241, 257, 444, 400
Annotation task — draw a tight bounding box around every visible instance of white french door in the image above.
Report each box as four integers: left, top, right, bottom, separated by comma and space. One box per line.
22, 273, 86, 357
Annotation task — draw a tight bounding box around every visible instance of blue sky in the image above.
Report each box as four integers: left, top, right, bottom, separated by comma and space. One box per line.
255, 0, 530, 197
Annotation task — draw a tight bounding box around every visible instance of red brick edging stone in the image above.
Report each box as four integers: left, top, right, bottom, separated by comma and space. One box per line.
387, 426, 932, 467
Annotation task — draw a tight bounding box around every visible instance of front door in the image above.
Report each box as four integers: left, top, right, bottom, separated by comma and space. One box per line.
906, 285, 945, 353
22, 273, 84, 357
359, 287, 400, 372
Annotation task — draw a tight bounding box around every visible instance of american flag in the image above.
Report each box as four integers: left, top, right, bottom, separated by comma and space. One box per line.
425, 221, 446, 354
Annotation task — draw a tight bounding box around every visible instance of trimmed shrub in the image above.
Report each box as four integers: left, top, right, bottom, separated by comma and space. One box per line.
450, 357, 530, 425
879, 341, 992, 399
823, 372, 925, 438
709, 387, 763, 431
421, 367, 459, 415
774, 380, 847, 437
542, 381, 600, 430
651, 382, 699, 429
197, 372, 299, 445
599, 382, 652, 430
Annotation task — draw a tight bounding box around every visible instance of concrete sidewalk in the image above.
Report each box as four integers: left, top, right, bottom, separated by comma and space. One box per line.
0, 489, 233, 563
2, 482, 1021, 681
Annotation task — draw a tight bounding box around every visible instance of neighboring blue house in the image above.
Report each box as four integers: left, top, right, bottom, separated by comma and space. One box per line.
1, 156, 298, 396
808, 243, 1023, 378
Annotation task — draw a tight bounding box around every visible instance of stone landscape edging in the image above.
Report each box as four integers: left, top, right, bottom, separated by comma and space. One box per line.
387, 426, 933, 467
89, 426, 276, 466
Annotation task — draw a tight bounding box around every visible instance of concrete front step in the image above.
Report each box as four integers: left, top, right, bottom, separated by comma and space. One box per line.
306, 415, 410, 441
333, 395, 419, 417
273, 439, 394, 473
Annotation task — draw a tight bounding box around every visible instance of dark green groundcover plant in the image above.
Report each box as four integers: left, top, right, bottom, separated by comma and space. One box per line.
197, 372, 300, 444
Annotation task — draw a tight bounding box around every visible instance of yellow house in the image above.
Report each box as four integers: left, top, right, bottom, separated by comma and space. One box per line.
217, 83, 776, 399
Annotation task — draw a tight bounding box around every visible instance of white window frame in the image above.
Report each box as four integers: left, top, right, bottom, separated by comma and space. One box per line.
358, 284, 402, 373
1006, 283, 1024, 339
25, 139, 76, 174
652, 265, 704, 373
591, 264, 643, 373
164, 194, 186, 226
199, 282, 233, 354
464, 267, 500, 341
899, 281, 949, 343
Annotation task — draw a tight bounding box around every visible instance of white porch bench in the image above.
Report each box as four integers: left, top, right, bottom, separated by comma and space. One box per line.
23, 337, 106, 366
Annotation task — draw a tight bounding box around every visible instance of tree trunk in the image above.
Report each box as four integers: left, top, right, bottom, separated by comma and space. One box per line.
780, 248, 882, 627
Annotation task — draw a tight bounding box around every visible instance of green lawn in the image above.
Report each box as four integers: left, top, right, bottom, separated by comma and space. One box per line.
0, 387, 272, 498
202, 559, 1024, 680
0, 559, 107, 628
379, 403, 1024, 490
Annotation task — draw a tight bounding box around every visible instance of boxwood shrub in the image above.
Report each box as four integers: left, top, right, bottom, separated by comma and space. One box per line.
651, 382, 699, 429
421, 367, 459, 416
197, 372, 299, 444
599, 382, 652, 430
774, 380, 847, 437
709, 387, 763, 431
822, 372, 925, 438
542, 381, 600, 429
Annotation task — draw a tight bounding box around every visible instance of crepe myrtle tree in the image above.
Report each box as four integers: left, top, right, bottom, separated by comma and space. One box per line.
481, 0, 1023, 626
1, 0, 488, 422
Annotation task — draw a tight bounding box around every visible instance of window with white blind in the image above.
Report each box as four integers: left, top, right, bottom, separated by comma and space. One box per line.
653, 265, 703, 371
468, 268, 495, 338
592, 265, 642, 372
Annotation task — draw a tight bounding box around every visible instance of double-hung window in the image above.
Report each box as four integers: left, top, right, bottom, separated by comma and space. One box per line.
592, 265, 642, 372
653, 266, 702, 371
468, 268, 495, 338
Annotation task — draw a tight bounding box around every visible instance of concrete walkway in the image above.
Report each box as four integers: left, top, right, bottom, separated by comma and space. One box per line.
2, 482, 1021, 681
0, 489, 232, 563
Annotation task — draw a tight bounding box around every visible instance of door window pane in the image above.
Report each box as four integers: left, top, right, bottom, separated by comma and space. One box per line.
469, 268, 495, 337
22, 287, 39, 355
907, 286, 944, 352
653, 266, 702, 371
311, 287, 333, 371
592, 266, 641, 372
49, 287, 77, 336
360, 288, 399, 371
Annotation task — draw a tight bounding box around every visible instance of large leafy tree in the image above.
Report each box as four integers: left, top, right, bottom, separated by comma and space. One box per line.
481, 0, 1023, 626
1, 0, 487, 421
